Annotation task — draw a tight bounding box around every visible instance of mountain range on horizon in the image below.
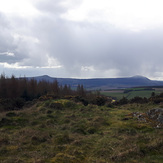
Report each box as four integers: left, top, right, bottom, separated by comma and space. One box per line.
28, 75, 163, 90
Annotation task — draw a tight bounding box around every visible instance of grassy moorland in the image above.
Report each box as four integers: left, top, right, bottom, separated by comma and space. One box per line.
0, 98, 163, 163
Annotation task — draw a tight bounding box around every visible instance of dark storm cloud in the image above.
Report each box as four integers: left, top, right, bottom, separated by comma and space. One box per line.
31, 5, 163, 78
0, 12, 29, 64
0, 0, 163, 79
0, 13, 15, 58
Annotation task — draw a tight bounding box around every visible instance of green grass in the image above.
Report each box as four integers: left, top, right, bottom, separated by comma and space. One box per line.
101, 91, 126, 100
101, 87, 163, 100
127, 90, 155, 99
0, 99, 162, 162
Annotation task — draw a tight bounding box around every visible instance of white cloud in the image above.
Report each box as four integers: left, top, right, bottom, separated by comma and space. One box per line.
0, 52, 15, 56
0, 0, 163, 80
13, 34, 40, 44
63, 0, 163, 31
0, 62, 32, 69
0, 0, 40, 17
41, 54, 63, 68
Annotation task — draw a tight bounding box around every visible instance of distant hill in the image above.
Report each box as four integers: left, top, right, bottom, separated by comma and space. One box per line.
28, 75, 163, 90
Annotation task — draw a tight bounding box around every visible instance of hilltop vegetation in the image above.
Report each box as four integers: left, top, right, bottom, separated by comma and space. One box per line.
0, 98, 163, 162
0, 74, 163, 162
0, 74, 92, 112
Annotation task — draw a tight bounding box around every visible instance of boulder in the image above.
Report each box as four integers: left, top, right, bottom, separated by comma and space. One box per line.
147, 108, 163, 124
129, 108, 163, 128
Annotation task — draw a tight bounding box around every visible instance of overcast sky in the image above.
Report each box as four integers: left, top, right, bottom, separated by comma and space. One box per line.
0, 0, 163, 80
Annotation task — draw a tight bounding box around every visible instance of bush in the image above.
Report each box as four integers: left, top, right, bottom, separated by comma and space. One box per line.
0, 98, 25, 112
0, 99, 14, 111
73, 96, 89, 106
130, 96, 148, 104
91, 96, 107, 106
118, 97, 128, 105
153, 97, 163, 104
14, 98, 25, 109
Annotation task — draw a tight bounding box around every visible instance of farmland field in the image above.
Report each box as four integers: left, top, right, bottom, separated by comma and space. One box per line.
101, 90, 126, 100
101, 87, 163, 100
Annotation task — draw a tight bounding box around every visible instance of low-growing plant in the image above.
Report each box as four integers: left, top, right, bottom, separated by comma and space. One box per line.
49, 102, 63, 110
0, 99, 162, 162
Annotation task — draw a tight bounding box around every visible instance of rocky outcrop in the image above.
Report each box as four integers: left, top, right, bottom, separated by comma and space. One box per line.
127, 108, 163, 128
147, 108, 163, 128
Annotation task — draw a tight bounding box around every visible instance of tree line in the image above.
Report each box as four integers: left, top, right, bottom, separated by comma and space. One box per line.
0, 74, 88, 100
1, 74, 162, 112
0, 74, 109, 111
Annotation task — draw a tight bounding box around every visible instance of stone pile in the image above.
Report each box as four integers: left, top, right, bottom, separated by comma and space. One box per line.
147, 108, 163, 128
127, 108, 163, 128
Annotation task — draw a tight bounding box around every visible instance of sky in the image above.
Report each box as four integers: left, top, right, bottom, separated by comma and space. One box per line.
0, 0, 163, 80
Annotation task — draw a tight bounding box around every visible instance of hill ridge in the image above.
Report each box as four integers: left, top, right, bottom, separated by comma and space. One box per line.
27, 75, 163, 90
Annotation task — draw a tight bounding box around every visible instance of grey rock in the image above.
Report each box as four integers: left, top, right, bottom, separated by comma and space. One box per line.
147, 108, 163, 124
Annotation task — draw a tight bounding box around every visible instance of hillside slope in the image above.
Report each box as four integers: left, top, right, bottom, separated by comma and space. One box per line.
0, 99, 162, 162
29, 75, 163, 90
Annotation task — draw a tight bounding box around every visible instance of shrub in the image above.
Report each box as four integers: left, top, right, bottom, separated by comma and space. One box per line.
130, 96, 148, 104
0, 98, 25, 112
91, 96, 107, 106
73, 96, 88, 106
118, 97, 128, 105
14, 98, 25, 109
153, 98, 163, 104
